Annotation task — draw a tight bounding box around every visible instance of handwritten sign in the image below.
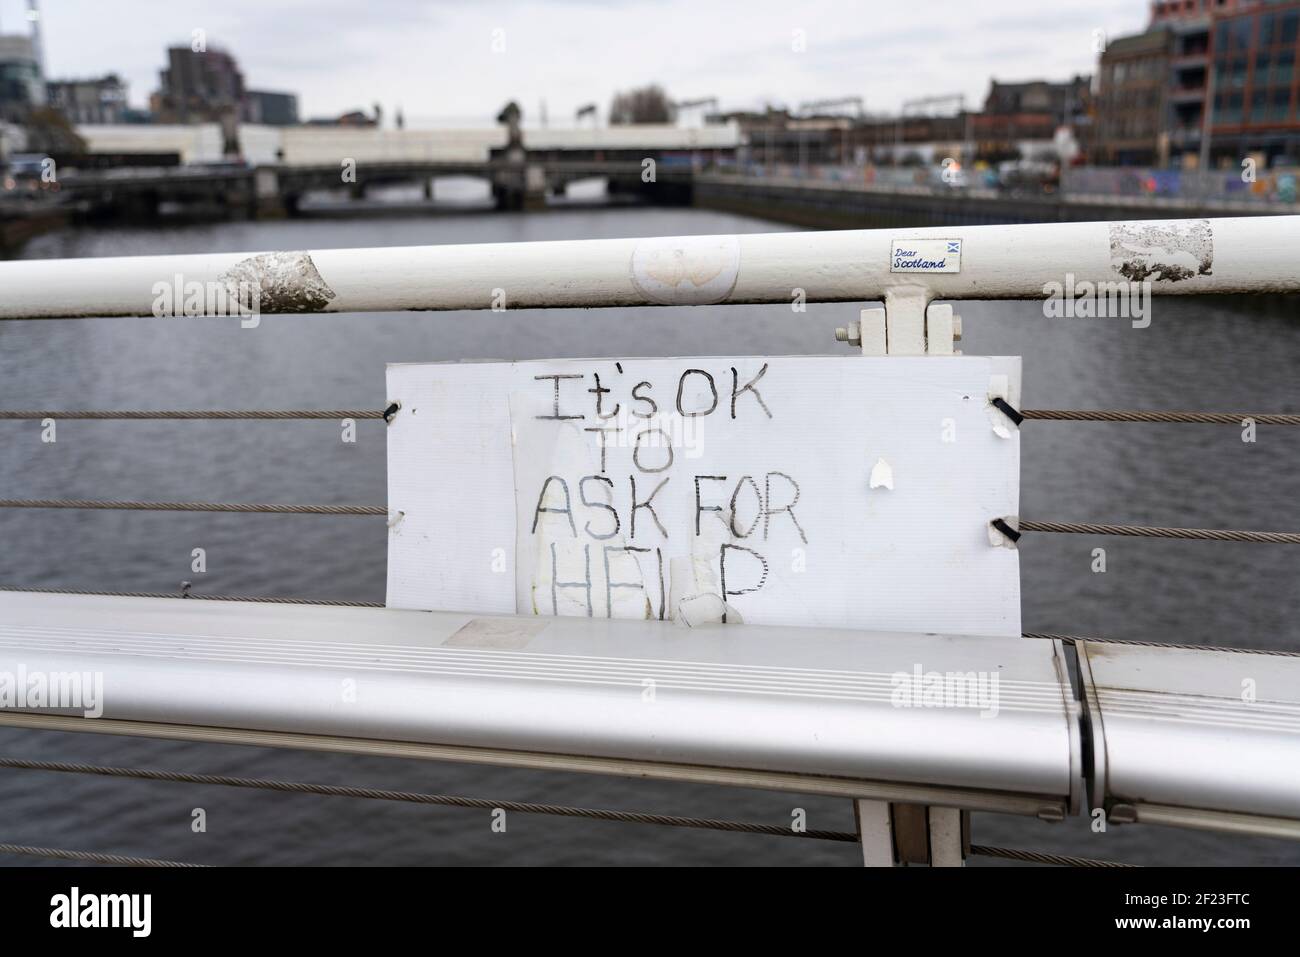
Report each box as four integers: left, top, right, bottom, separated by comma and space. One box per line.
890, 238, 962, 273
386, 356, 1020, 636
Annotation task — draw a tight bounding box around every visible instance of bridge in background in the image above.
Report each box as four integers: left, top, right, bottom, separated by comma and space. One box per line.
25, 121, 1300, 227
53, 123, 732, 218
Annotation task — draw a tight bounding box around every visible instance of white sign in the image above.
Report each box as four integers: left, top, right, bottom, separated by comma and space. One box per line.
891, 238, 962, 273
386, 356, 1021, 637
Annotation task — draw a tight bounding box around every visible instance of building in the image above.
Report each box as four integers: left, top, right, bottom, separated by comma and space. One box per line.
152, 46, 245, 123
721, 109, 870, 166
1094, 28, 1175, 165
850, 112, 970, 165
0, 34, 44, 123
47, 74, 129, 124
974, 76, 1091, 162
983, 76, 1091, 117
1205, 0, 1300, 166
1095, 0, 1300, 168
245, 89, 298, 125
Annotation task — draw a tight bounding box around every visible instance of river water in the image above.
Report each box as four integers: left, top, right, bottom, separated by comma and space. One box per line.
0, 205, 1296, 865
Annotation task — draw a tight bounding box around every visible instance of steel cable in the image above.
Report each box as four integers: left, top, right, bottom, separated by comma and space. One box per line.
0, 757, 855, 843
1020, 409, 1300, 425
0, 499, 385, 515
0, 409, 385, 420
0, 408, 1294, 424
0, 585, 383, 606
968, 844, 1136, 867
1, 501, 1295, 543
0, 758, 1138, 866
1018, 520, 1300, 544
0, 842, 206, 867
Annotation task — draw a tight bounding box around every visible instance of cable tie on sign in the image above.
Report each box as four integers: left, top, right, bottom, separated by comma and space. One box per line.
382, 402, 400, 424
990, 397, 1024, 426
990, 518, 1022, 544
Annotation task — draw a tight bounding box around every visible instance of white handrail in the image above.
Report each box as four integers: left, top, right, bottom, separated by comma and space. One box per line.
0, 216, 1296, 319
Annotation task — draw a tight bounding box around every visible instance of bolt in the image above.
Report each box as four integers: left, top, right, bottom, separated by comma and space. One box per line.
952, 315, 963, 340
835, 322, 861, 347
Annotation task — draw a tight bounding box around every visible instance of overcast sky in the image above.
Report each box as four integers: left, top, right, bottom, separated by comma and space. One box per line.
18, 0, 1149, 125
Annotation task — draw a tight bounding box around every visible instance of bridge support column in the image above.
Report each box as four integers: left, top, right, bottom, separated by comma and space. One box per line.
492, 164, 547, 211
120, 190, 161, 222
252, 168, 288, 219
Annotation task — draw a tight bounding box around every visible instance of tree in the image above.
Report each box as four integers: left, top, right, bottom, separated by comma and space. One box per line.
609, 85, 674, 125
23, 108, 87, 155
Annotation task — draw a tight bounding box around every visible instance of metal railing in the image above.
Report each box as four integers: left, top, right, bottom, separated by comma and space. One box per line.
1062, 165, 1300, 205
0, 216, 1297, 867
0, 216, 1296, 319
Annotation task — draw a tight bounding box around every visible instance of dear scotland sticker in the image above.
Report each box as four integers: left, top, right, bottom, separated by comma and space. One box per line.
890, 239, 961, 273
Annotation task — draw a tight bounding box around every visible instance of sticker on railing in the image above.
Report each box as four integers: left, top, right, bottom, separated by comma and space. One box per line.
890, 238, 962, 274
630, 235, 741, 305
384, 356, 1022, 637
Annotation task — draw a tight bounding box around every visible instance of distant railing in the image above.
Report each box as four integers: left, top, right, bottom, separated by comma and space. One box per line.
1062, 165, 1299, 205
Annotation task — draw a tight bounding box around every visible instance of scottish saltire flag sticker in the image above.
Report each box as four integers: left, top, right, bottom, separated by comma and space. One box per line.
891, 238, 962, 273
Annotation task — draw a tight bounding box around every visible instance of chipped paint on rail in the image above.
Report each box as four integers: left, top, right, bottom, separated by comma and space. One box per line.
1108, 220, 1214, 283
218, 251, 337, 313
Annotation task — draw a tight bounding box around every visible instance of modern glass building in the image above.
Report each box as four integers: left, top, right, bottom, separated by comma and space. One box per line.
1207, 1, 1300, 164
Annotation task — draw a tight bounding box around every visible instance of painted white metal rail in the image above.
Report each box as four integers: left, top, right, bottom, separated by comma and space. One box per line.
0, 217, 1295, 319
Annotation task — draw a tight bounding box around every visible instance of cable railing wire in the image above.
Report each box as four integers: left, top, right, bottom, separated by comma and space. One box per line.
0, 409, 387, 420
0, 585, 384, 606
0, 757, 1135, 867
0, 837, 1130, 869
3, 499, 1294, 544
0, 406, 1295, 424
0, 842, 206, 867
1016, 520, 1300, 544
967, 844, 1136, 868
0, 499, 385, 515
1020, 409, 1300, 425
0, 757, 855, 843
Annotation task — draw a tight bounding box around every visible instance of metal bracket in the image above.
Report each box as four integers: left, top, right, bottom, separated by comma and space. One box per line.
854, 799, 968, 867
836, 287, 961, 355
